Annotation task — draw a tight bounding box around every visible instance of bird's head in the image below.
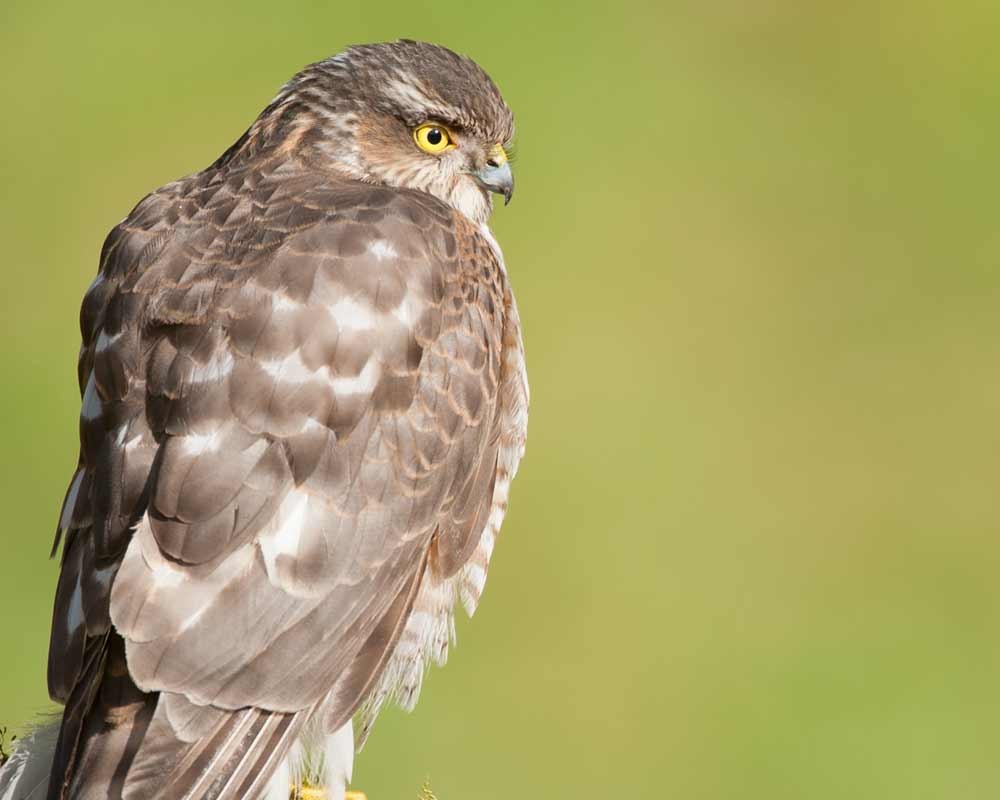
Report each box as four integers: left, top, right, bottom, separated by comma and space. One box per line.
243, 40, 515, 225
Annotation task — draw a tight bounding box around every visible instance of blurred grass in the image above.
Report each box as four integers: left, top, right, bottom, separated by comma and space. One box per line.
2, 1, 1000, 797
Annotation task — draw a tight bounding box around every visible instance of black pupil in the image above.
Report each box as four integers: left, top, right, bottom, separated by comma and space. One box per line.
426, 128, 443, 145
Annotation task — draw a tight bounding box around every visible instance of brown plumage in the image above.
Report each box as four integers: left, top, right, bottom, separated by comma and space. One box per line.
18, 40, 529, 800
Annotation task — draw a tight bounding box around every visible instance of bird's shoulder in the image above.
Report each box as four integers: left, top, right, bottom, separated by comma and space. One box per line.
102, 164, 503, 296
78, 167, 511, 410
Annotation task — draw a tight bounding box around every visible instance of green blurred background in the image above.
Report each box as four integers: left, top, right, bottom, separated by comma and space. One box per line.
2, 1, 1000, 797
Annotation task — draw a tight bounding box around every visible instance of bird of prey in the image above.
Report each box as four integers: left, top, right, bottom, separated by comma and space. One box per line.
0, 40, 528, 800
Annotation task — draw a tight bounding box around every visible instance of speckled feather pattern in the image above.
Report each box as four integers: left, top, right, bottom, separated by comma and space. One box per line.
42, 41, 528, 800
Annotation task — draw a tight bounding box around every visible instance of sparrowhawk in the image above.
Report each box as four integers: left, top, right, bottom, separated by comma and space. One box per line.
0, 39, 528, 800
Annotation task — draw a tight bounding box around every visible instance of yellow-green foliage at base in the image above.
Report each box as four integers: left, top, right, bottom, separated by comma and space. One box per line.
418, 780, 438, 800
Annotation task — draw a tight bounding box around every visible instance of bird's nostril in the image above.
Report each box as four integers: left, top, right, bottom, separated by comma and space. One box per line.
486, 158, 499, 168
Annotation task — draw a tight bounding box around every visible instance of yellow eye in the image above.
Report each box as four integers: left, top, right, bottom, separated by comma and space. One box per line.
413, 123, 455, 155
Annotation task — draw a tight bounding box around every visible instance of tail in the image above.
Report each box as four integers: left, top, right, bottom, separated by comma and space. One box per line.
0, 719, 59, 800
44, 634, 305, 800
38, 544, 425, 799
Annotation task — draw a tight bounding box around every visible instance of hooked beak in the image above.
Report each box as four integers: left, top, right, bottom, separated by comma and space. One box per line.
474, 144, 514, 205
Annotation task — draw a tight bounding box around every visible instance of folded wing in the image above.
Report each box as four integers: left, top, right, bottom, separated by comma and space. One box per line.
47, 174, 506, 799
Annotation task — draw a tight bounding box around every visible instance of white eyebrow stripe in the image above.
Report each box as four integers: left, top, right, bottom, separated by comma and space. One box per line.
384, 77, 436, 110
382, 76, 457, 122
